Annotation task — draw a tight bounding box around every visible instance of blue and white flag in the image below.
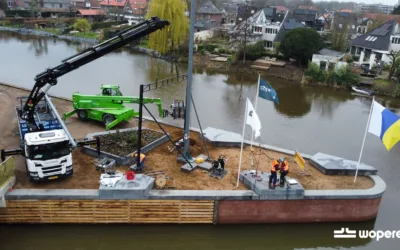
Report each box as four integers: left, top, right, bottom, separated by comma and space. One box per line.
259, 78, 279, 104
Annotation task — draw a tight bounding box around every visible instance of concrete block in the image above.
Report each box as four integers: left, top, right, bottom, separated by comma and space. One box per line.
99, 174, 154, 200
6, 189, 99, 200
203, 127, 243, 147
309, 152, 377, 176
240, 170, 304, 200
181, 154, 213, 172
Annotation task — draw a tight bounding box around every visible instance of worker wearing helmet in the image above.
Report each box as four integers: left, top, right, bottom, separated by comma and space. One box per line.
278, 158, 289, 187
269, 159, 280, 189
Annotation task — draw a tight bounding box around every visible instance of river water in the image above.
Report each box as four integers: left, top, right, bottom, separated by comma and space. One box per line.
0, 31, 399, 250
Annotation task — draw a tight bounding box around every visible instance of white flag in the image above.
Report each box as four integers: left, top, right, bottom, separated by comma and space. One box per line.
246, 98, 261, 138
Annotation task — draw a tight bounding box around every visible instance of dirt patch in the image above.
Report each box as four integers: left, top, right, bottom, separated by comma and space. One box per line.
93, 129, 164, 156
1, 83, 374, 190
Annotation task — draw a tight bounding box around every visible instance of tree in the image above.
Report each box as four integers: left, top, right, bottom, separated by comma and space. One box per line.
387, 50, 400, 80
74, 19, 91, 34
393, 5, 400, 15
331, 20, 350, 52
279, 28, 323, 66
146, 0, 190, 54
0, 0, 8, 10
29, 0, 40, 18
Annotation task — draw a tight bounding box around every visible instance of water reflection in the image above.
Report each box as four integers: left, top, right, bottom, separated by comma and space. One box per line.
274, 84, 311, 118
28, 37, 49, 56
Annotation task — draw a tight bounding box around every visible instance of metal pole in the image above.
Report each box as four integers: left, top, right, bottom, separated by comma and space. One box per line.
354, 96, 375, 183
236, 99, 248, 188
136, 84, 144, 167
44, 94, 77, 148
181, 0, 196, 162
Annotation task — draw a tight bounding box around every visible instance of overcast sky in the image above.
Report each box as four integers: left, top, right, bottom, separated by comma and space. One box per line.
314, 0, 398, 5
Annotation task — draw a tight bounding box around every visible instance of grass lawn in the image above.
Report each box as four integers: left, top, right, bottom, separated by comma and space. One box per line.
374, 78, 393, 86
71, 31, 99, 39
35, 28, 61, 35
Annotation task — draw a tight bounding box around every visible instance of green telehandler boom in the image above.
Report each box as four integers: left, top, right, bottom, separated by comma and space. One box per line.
63, 85, 169, 130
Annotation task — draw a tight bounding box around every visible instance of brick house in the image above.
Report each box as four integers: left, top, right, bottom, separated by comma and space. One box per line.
196, 0, 223, 26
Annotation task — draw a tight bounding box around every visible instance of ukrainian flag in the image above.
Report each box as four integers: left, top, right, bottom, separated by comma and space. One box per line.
368, 100, 400, 151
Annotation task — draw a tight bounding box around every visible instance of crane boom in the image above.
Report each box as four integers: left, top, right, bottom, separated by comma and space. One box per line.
22, 16, 170, 129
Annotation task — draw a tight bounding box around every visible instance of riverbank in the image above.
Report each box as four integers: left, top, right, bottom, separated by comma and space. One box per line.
0, 26, 99, 44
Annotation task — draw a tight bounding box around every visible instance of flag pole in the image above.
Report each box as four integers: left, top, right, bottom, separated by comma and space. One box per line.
354, 96, 375, 183
250, 74, 261, 149
237, 99, 248, 188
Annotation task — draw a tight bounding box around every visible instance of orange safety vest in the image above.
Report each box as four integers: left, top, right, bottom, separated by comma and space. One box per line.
281, 160, 289, 171
271, 160, 279, 172
134, 153, 146, 163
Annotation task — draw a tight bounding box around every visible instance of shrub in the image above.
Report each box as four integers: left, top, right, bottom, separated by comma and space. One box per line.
304, 62, 327, 83
91, 21, 121, 30
5, 10, 32, 18
74, 19, 91, 33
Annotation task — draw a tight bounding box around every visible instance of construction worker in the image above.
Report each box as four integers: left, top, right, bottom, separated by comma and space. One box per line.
132, 153, 146, 172
269, 159, 280, 189
278, 158, 289, 187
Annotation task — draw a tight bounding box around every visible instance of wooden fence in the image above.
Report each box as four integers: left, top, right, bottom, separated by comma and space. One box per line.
0, 200, 215, 224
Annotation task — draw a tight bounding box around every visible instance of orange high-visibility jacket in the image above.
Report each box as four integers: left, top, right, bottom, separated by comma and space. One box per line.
271, 160, 279, 172
133, 153, 146, 163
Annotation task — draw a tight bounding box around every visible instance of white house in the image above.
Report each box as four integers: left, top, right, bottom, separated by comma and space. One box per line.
350, 19, 399, 68
312, 48, 347, 71
230, 7, 288, 50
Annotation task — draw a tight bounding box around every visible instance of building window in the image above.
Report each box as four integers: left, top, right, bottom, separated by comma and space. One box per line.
7, 0, 13, 7
339, 24, 342, 29
352, 25, 355, 29
264, 41, 273, 48
392, 37, 400, 44
59, 4, 62, 8
320, 61, 327, 70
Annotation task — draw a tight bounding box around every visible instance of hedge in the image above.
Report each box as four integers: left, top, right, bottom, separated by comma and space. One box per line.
5, 10, 32, 18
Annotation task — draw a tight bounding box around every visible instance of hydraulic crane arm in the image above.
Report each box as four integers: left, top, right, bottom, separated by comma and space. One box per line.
22, 17, 170, 128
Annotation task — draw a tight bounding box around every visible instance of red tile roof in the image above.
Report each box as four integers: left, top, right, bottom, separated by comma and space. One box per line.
127, 0, 148, 15
364, 13, 400, 23
77, 9, 106, 16
100, 0, 127, 7
274, 6, 289, 13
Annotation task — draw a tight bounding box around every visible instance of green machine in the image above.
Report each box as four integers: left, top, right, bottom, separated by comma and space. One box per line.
63, 85, 170, 130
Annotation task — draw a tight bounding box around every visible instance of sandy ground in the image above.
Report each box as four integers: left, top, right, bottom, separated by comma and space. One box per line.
0, 83, 374, 190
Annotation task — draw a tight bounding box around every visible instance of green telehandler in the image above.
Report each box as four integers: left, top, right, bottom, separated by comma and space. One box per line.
63, 85, 170, 130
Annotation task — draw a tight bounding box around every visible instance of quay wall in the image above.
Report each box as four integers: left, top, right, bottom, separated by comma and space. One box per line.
0, 83, 386, 224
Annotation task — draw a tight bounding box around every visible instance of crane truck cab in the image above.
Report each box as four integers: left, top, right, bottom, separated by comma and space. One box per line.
24, 130, 73, 181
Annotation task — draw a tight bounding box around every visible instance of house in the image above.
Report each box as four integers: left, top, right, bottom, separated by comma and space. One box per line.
71, 0, 86, 9
5, 0, 24, 9
273, 6, 289, 13
76, 9, 105, 22
124, 0, 147, 16
312, 48, 347, 71
230, 7, 288, 50
363, 13, 400, 24
235, 3, 258, 25
194, 19, 218, 32
100, 0, 126, 13
221, 4, 238, 26
292, 9, 317, 28
356, 17, 373, 36
331, 11, 358, 39
23, 0, 71, 9
196, 0, 223, 26
274, 17, 305, 43
350, 20, 399, 67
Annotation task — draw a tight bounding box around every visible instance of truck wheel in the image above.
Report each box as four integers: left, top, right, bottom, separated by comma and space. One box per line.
77, 109, 88, 121
103, 114, 115, 126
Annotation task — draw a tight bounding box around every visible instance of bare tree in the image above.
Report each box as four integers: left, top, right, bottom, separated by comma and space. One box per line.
387, 50, 400, 80
230, 1, 256, 63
